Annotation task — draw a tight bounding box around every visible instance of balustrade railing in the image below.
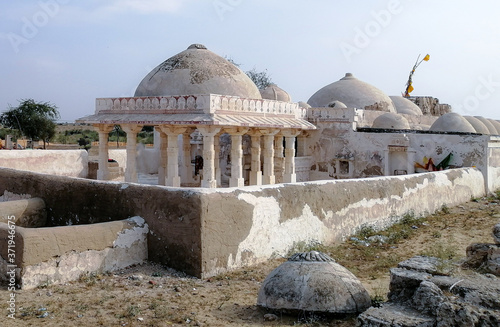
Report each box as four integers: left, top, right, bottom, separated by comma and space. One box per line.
95, 94, 302, 118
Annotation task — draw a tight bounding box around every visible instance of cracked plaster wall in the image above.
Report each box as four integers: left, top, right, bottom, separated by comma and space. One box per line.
0, 166, 488, 279
309, 126, 490, 181
200, 168, 485, 277
0, 217, 148, 289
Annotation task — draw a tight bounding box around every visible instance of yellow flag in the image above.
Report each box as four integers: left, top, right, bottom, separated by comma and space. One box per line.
423, 54, 430, 61
408, 84, 414, 93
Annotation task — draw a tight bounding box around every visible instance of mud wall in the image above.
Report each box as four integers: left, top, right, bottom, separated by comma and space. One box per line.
0, 150, 88, 178
0, 217, 148, 289
0, 167, 486, 278
200, 168, 485, 277
0, 168, 203, 277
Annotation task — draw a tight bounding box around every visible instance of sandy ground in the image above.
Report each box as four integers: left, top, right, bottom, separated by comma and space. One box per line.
1, 196, 499, 327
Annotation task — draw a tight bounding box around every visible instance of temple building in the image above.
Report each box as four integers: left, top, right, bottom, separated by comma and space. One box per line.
79, 44, 316, 188
78, 43, 500, 190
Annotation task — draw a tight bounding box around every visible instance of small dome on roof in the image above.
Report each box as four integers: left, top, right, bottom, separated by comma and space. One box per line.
327, 100, 347, 108
298, 101, 311, 109
389, 96, 423, 116
372, 112, 410, 129
134, 44, 262, 99
489, 119, 500, 134
307, 73, 396, 112
474, 116, 498, 135
260, 84, 291, 102
463, 116, 490, 134
430, 113, 476, 133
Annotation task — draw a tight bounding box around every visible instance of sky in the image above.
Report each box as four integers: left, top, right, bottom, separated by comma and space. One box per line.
2, 0, 500, 122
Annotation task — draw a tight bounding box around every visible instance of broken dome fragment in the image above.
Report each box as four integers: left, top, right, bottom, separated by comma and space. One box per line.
257, 251, 371, 314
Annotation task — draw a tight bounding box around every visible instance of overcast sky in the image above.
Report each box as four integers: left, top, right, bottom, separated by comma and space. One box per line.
2, 0, 500, 122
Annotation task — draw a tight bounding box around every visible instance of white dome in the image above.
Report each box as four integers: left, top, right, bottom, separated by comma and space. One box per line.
474, 116, 498, 135
260, 84, 291, 102
489, 119, 500, 134
389, 96, 423, 116
372, 112, 410, 129
463, 116, 490, 134
135, 44, 262, 99
307, 73, 396, 112
430, 113, 476, 133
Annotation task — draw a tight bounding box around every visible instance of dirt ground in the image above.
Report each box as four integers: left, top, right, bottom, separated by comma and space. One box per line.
1, 196, 499, 327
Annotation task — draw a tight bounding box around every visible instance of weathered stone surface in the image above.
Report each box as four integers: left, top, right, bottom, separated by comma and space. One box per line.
463, 240, 500, 276
407, 96, 452, 116
257, 251, 371, 313
411, 281, 445, 316
388, 268, 431, 302
436, 301, 500, 327
464, 243, 495, 268
493, 223, 500, 244
359, 256, 500, 327
398, 255, 452, 275
357, 303, 435, 327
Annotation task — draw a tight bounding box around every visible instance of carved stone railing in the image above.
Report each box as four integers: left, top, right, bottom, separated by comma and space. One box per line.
306, 107, 359, 121
95, 94, 303, 118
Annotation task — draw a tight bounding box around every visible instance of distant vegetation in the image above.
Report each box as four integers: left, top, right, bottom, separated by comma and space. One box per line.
0, 99, 60, 149
53, 124, 154, 149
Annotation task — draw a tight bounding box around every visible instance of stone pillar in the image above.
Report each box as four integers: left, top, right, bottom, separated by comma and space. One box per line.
296, 132, 310, 157
155, 127, 168, 185
226, 127, 249, 187
261, 129, 279, 185
274, 133, 285, 183
214, 133, 222, 187
198, 126, 222, 188
248, 130, 262, 186
182, 129, 194, 185
122, 124, 143, 183
95, 124, 114, 180
159, 126, 186, 187
282, 130, 300, 183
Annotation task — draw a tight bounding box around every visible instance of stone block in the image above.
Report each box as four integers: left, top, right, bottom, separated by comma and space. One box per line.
464, 243, 493, 268
398, 255, 452, 275
357, 303, 435, 327
388, 268, 432, 302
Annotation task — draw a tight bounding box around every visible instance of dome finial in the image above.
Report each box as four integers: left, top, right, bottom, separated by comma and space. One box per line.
188, 44, 207, 50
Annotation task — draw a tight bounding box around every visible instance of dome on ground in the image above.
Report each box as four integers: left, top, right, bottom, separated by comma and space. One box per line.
430, 113, 476, 133
489, 119, 500, 134
260, 84, 291, 102
463, 116, 490, 134
134, 44, 262, 99
257, 251, 371, 314
389, 96, 423, 116
372, 112, 410, 129
474, 116, 498, 135
307, 73, 396, 112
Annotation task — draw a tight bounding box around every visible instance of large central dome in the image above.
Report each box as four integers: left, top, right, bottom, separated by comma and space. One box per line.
307, 73, 396, 112
134, 44, 262, 99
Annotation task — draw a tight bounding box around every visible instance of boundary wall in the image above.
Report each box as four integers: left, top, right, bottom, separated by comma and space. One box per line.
0, 150, 88, 178
0, 167, 485, 278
